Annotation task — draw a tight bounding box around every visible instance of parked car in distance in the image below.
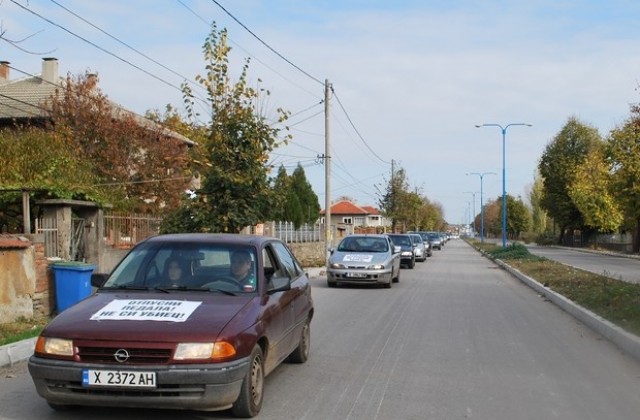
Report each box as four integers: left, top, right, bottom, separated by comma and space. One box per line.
387, 234, 416, 269
426, 231, 443, 250
327, 234, 401, 288
409, 233, 427, 262
413, 231, 433, 257
28, 233, 314, 418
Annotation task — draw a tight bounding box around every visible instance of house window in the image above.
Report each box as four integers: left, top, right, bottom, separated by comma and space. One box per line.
342, 217, 352, 224
354, 216, 365, 226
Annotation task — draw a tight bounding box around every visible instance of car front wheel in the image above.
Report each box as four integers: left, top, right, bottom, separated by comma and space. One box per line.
232, 345, 264, 418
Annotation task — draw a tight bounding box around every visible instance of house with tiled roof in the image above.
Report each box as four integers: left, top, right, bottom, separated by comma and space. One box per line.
321, 199, 390, 238
0, 57, 194, 145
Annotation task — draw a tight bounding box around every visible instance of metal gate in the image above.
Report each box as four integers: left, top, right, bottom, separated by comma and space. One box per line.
35, 217, 85, 261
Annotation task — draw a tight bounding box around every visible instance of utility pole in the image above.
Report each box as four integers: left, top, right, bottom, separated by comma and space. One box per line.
324, 79, 332, 263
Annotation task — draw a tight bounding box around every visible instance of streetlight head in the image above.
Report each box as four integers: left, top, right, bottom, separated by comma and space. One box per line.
525, 123, 533, 127
474, 124, 482, 128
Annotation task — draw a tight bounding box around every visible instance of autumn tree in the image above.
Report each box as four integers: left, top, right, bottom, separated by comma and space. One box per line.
377, 165, 410, 231
538, 117, 603, 244
46, 73, 192, 212
506, 195, 532, 240
569, 144, 622, 233
528, 172, 548, 235
165, 25, 290, 233
607, 102, 640, 252
0, 127, 101, 231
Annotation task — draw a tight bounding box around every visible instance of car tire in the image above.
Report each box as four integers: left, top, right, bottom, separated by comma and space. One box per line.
232, 345, 264, 418
287, 319, 311, 364
409, 258, 415, 269
393, 272, 400, 283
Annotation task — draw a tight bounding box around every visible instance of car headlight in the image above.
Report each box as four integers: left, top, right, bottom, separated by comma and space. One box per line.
330, 263, 346, 269
367, 264, 384, 270
174, 342, 236, 360
35, 336, 74, 357
401, 251, 412, 257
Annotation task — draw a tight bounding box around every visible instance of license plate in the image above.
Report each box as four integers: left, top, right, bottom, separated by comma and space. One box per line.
83, 369, 156, 388
346, 272, 367, 278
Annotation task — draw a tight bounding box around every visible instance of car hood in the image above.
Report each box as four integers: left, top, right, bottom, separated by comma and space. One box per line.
42, 292, 254, 343
329, 251, 390, 265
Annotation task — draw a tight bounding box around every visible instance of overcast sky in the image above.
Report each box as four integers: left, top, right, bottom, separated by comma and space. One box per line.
2, 0, 640, 225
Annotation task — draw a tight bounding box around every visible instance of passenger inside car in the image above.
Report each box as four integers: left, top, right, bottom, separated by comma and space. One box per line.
162, 257, 189, 286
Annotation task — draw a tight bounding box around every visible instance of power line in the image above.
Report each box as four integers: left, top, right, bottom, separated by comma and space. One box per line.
177, 0, 322, 100
9, 0, 189, 98
208, 0, 324, 86
331, 86, 390, 165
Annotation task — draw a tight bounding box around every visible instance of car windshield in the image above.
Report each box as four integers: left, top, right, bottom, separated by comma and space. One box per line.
104, 242, 258, 294
337, 236, 388, 253
410, 235, 422, 245
389, 235, 411, 246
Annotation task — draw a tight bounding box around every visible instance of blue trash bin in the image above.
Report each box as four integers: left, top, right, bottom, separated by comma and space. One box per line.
51, 262, 96, 312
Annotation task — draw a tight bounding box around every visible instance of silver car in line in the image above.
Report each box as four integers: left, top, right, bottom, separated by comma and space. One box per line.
327, 234, 401, 288
409, 233, 427, 262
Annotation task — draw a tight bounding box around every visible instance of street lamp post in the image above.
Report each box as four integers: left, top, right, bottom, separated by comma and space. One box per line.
467, 172, 496, 243
475, 123, 532, 247
463, 191, 480, 236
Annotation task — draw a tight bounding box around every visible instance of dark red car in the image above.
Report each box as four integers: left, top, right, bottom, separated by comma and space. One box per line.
28, 234, 314, 418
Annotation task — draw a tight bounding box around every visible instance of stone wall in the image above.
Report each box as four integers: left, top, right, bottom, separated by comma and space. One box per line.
288, 242, 326, 267
0, 235, 36, 323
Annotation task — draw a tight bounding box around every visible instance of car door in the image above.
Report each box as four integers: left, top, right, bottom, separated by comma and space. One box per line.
388, 236, 401, 276
270, 241, 310, 352
261, 243, 297, 366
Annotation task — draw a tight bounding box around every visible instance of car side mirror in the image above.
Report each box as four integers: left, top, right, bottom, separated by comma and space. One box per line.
91, 273, 109, 287
267, 275, 291, 294
393, 245, 402, 254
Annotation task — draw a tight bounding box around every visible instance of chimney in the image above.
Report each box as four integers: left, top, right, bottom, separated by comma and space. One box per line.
0, 61, 9, 82
41, 57, 59, 84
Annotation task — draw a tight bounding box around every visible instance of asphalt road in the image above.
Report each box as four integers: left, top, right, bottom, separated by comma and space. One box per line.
526, 244, 640, 284
2, 240, 640, 420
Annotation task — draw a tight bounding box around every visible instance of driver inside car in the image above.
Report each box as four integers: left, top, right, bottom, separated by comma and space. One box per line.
230, 249, 257, 292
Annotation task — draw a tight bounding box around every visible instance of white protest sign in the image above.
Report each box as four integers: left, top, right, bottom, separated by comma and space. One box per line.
343, 254, 373, 263
90, 299, 202, 322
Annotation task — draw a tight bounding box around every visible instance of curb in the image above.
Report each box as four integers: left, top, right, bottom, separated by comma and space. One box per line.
0, 337, 36, 368
489, 255, 640, 362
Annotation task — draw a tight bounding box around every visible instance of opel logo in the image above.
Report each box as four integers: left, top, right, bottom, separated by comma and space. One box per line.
113, 349, 130, 363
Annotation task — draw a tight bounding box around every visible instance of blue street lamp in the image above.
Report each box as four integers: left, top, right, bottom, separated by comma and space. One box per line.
463, 191, 480, 237
466, 172, 496, 243
475, 123, 532, 247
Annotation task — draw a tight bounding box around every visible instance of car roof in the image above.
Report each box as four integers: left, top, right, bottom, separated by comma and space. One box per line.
345, 234, 389, 238
142, 233, 278, 247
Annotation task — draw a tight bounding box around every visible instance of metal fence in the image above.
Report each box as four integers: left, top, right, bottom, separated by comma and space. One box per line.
35, 217, 58, 257
103, 212, 163, 249
271, 221, 324, 243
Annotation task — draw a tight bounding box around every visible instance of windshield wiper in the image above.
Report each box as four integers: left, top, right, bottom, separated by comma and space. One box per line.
102, 285, 150, 291
207, 289, 238, 296
154, 286, 209, 293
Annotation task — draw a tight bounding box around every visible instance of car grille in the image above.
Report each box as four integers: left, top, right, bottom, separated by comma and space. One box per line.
77, 345, 173, 364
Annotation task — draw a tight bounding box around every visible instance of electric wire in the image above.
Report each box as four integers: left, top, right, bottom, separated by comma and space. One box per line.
8, 0, 195, 102
331, 86, 390, 165
208, 0, 324, 86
